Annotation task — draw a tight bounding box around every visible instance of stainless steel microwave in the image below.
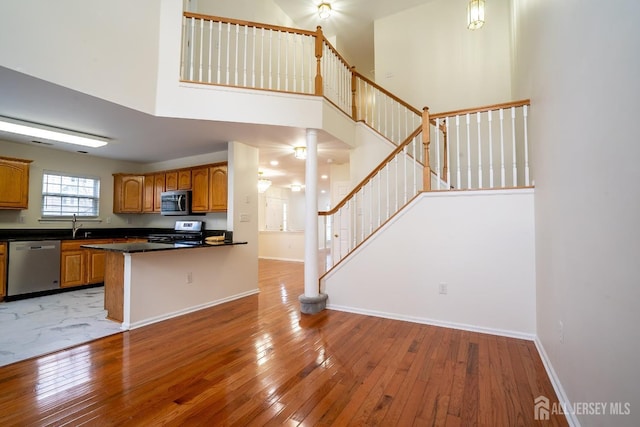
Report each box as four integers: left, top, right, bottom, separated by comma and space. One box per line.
160, 190, 192, 216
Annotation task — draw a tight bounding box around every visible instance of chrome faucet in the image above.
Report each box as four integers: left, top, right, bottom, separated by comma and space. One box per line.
72, 214, 82, 238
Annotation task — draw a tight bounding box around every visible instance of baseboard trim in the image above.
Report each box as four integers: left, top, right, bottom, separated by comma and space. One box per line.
534, 337, 580, 427
123, 289, 260, 330
326, 304, 535, 341
258, 256, 304, 263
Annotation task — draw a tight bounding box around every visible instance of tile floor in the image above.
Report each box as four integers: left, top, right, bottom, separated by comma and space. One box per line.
0, 287, 123, 367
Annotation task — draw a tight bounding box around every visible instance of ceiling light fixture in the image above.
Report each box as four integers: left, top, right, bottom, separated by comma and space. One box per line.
467, 0, 485, 30
293, 146, 307, 160
318, 3, 332, 20
0, 116, 109, 148
257, 172, 272, 193
291, 184, 302, 192
269, 160, 279, 166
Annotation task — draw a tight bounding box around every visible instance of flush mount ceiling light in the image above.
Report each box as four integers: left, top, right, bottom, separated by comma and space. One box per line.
0, 116, 109, 148
257, 172, 272, 193
291, 184, 302, 192
293, 146, 307, 160
318, 2, 332, 20
467, 0, 485, 30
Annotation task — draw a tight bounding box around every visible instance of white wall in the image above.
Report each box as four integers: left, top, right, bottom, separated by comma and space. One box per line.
323, 190, 536, 338
350, 123, 397, 185
192, 0, 294, 28
258, 231, 304, 262
0, 0, 162, 114
374, 0, 513, 113
512, 1, 640, 425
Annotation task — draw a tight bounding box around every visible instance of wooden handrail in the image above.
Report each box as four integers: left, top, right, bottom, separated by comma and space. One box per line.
183, 12, 317, 37
430, 99, 531, 119
353, 70, 422, 117
319, 126, 423, 216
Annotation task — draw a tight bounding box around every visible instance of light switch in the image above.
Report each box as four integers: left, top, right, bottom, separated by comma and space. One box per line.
240, 213, 250, 222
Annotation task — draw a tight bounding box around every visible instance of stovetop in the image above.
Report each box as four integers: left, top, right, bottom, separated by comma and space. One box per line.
147, 220, 204, 244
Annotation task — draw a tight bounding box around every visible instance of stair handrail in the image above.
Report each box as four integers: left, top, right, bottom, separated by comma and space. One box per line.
318, 126, 424, 217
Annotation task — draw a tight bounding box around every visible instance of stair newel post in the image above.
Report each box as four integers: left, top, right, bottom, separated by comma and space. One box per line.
314, 26, 324, 96
351, 66, 357, 120
422, 107, 432, 191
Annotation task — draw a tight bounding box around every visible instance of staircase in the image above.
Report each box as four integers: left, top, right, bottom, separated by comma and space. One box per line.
181, 12, 532, 278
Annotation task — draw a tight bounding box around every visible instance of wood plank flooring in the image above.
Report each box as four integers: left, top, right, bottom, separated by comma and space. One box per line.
0, 259, 567, 426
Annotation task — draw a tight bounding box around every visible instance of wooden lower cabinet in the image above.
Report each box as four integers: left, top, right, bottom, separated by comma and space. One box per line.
60, 239, 117, 288
0, 243, 6, 300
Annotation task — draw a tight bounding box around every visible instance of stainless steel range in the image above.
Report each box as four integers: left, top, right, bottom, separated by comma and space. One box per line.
147, 220, 205, 245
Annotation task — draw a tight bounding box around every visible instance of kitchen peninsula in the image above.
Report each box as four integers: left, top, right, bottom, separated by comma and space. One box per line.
82, 240, 251, 330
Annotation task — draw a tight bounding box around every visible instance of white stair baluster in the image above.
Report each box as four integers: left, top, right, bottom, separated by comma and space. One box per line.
198, 18, 204, 82
477, 112, 483, 188
217, 22, 222, 84
488, 110, 494, 188
243, 25, 248, 87
511, 106, 517, 186
189, 18, 195, 81
523, 105, 530, 186
445, 118, 451, 186
234, 24, 240, 85
251, 26, 256, 87
499, 108, 505, 187
207, 20, 213, 83
456, 115, 461, 188
260, 28, 265, 89
268, 29, 273, 90
225, 23, 231, 84
466, 113, 472, 189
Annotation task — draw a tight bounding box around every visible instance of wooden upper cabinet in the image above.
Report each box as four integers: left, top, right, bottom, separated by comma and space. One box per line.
165, 171, 178, 191
191, 167, 209, 212
209, 164, 228, 212
0, 156, 32, 209
143, 174, 154, 213
153, 173, 166, 212
178, 169, 192, 190
114, 162, 226, 214
113, 174, 143, 213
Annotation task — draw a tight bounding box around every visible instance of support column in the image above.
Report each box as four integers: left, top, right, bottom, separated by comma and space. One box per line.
299, 128, 328, 314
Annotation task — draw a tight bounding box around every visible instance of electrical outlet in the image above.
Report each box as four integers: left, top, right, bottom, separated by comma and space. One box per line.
187, 272, 193, 284
439, 283, 448, 295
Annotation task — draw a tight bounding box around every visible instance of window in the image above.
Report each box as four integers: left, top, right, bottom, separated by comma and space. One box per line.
42, 171, 100, 217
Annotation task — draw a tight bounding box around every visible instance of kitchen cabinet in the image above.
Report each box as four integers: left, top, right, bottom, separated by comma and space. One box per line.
165, 171, 178, 191
0, 242, 6, 300
60, 239, 114, 288
154, 173, 166, 212
113, 174, 144, 213
143, 174, 154, 213
209, 164, 228, 212
178, 169, 192, 190
191, 167, 210, 212
0, 156, 32, 209
192, 163, 228, 213
114, 162, 226, 214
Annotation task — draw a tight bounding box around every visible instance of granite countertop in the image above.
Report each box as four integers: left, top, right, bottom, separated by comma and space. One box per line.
81, 241, 247, 253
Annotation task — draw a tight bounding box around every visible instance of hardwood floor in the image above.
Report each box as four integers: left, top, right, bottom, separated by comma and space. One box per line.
0, 259, 567, 426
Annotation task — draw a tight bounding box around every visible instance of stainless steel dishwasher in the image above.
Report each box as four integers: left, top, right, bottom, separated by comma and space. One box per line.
7, 240, 61, 297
